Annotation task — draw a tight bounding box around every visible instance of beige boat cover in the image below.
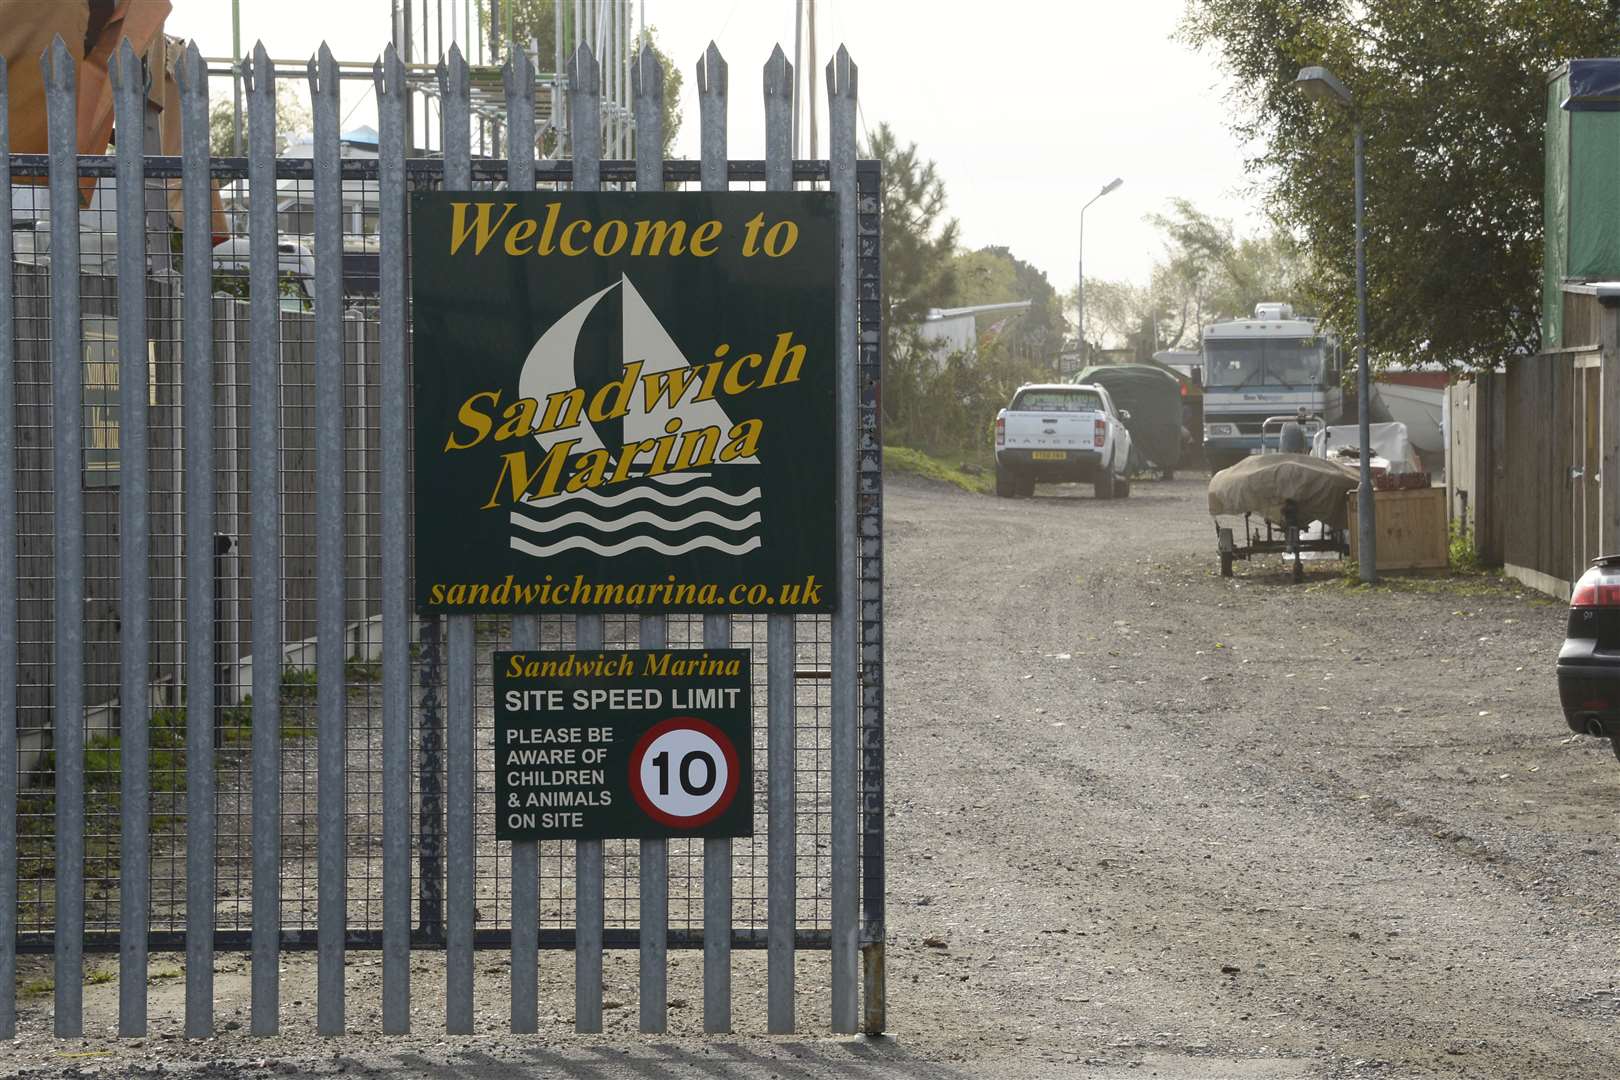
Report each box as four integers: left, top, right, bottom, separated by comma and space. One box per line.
1208, 452, 1358, 529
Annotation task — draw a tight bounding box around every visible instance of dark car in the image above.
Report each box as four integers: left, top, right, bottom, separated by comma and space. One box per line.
1557, 554, 1620, 760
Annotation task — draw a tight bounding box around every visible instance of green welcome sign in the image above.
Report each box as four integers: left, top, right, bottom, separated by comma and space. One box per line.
411, 192, 838, 614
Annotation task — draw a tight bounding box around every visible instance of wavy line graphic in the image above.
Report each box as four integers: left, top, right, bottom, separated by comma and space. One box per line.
510, 508, 761, 535
519, 484, 761, 511
510, 533, 763, 558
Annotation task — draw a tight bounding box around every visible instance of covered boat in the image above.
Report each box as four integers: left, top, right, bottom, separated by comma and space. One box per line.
1208, 452, 1357, 530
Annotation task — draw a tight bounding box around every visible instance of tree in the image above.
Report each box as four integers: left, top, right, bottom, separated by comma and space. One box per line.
1181, 0, 1620, 369
951, 245, 1069, 366
484, 0, 682, 158
869, 123, 958, 331
867, 122, 960, 440
1069, 201, 1304, 355
1148, 199, 1305, 323
209, 85, 310, 157
1076, 276, 1163, 353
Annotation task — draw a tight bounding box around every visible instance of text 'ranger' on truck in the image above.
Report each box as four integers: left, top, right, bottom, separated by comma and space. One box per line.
994, 383, 1134, 500
1202, 302, 1346, 472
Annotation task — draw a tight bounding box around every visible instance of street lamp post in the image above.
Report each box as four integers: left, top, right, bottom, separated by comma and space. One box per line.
1295, 65, 1375, 584
1077, 177, 1123, 370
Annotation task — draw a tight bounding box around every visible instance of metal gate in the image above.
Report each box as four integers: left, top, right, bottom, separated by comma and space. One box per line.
0, 32, 883, 1040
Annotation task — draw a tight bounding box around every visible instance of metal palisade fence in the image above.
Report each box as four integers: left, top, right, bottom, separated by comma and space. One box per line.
0, 34, 884, 1039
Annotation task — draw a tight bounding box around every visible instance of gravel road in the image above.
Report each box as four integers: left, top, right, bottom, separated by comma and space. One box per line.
4, 472, 1618, 1078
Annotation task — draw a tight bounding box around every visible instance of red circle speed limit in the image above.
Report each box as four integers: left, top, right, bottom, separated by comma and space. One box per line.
629, 717, 741, 829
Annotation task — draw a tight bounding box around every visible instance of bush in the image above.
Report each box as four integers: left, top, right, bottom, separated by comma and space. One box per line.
1449, 516, 1482, 574
884, 331, 1055, 457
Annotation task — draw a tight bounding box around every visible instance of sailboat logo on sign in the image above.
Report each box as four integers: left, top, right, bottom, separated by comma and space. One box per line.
508, 274, 763, 560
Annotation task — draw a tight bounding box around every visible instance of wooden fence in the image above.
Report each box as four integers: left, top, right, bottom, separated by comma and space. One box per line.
1448, 341, 1613, 599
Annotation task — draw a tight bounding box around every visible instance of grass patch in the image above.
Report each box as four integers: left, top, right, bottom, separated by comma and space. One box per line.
19, 666, 321, 915
883, 445, 994, 495
1313, 567, 1528, 600
18, 976, 52, 1000
280, 667, 318, 703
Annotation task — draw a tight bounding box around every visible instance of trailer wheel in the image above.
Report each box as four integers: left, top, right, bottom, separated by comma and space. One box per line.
1220, 550, 1233, 577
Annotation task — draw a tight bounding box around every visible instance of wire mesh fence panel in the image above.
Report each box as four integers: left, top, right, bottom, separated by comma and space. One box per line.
8, 181, 857, 937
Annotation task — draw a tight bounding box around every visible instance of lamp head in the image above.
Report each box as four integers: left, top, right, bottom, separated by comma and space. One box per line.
1295, 65, 1352, 108
1101, 177, 1123, 196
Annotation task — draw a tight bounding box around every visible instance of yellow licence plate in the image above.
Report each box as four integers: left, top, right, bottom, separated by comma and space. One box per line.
1031, 450, 1067, 461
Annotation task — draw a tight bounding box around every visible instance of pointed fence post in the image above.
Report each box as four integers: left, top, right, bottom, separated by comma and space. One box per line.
175, 39, 219, 1041
698, 39, 738, 1037
374, 41, 414, 1036
826, 43, 861, 1038
761, 41, 800, 1038
244, 39, 284, 1038
112, 37, 152, 1039
43, 33, 86, 1039
437, 42, 478, 1039
566, 41, 605, 1037
630, 41, 670, 1037
308, 40, 347, 1038
504, 42, 542, 1037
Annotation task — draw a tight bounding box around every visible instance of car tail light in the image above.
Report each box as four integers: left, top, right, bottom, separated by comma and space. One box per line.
995, 417, 1004, 447
1094, 419, 1106, 447
1571, 562, 1620, 607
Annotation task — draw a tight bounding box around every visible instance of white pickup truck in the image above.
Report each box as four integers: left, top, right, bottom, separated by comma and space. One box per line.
993, 382, 1134, 499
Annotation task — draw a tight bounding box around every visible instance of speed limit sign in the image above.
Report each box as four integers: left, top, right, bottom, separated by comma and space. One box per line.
494, 648, 753, 841
629, 717, 742, 829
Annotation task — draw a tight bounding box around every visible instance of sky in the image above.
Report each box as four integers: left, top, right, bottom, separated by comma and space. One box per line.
161, 0, 1266, 297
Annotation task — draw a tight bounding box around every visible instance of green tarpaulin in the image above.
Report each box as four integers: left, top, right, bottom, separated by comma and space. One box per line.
1544, 59, 1620, 349
1074, 364, 1184, 471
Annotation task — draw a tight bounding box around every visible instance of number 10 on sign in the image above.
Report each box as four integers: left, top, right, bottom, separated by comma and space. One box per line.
632, 717, 741, 828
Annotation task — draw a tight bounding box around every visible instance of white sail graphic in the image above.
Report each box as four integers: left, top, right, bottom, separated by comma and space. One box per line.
509, 274, 762, 560
621, 275, 759, 463
516, 279, 615, 455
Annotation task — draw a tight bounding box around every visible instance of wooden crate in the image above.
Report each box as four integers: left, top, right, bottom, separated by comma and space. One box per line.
1347, 486, 1449, 571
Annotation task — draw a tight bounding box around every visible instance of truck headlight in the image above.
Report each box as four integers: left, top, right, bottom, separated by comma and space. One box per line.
1207, 423, 1236, 437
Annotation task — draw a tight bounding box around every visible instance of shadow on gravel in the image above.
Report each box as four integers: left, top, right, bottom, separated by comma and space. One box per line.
374, 1038, 966, 1080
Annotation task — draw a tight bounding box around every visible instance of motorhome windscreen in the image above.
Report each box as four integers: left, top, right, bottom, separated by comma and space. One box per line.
1206, 338, 1326, 388
1012, 388, 1104, 411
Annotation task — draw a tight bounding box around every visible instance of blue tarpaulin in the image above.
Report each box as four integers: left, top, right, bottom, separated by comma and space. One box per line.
1564, 59, 1620, 111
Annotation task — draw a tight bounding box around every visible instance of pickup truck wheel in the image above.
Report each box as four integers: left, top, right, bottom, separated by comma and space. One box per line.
994, 464, 1016, 498
1117, 476, 1132, 499
1093, 465, 1116, 500
1017, 474, 1036, 498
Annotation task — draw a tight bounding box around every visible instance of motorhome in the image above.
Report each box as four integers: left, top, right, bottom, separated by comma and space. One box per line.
1201, 302, 1344, 472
